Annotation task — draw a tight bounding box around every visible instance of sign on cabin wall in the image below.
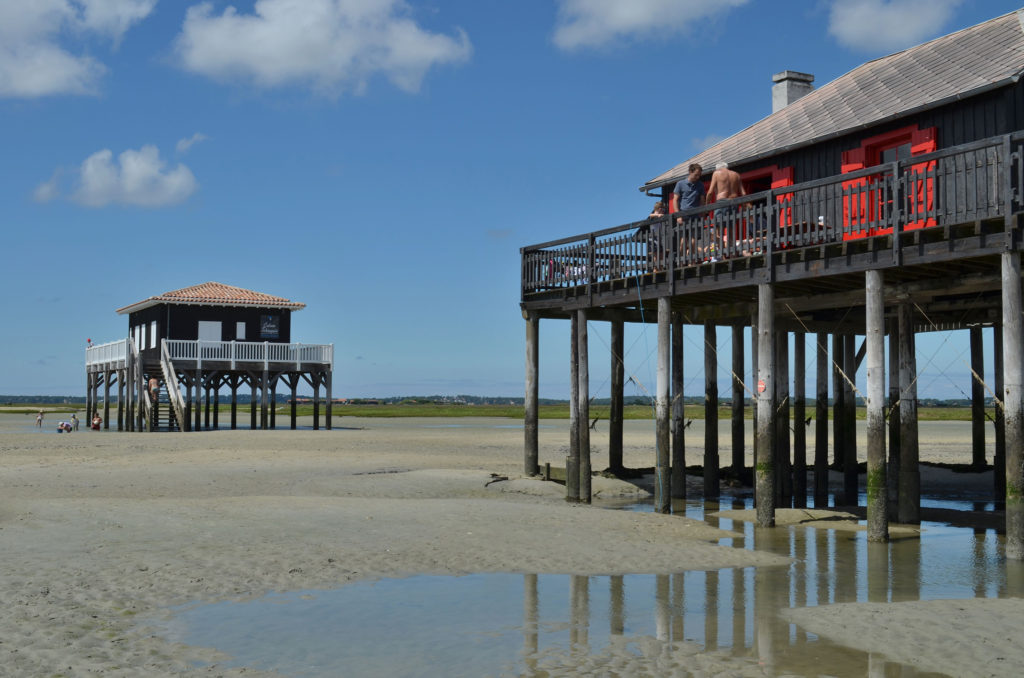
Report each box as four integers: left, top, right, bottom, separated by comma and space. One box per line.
260, 314, 280, 339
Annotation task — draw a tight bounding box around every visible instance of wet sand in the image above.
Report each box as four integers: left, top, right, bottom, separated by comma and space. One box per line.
0, 414, 1016, 676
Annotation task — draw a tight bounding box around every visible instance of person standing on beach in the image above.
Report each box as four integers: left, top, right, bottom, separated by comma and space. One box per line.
71, 413, 79, 431
36, 411, 43, 428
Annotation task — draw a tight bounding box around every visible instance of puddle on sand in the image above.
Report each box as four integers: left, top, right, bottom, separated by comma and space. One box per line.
151, 492, 1021, 678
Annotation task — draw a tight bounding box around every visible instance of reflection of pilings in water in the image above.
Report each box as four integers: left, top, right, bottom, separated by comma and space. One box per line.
705, 570, 719, 650
569, 575, 589, 653
867, 541, 890, 604
609, 575, 624, 636
672, 572, 685, 643
890, 530, 921, 603
523, 574, 538, 674
655, 574, 670, 641
834, 532, 858, 604
753, 528, 781, 671
731, 567, 745, 652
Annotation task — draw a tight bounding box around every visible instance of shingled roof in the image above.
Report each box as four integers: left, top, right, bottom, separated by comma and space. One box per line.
116, 282, 306, 315
643, 9, 1024, 192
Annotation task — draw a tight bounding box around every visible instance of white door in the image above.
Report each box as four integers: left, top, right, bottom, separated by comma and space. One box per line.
198, 321, 222, 341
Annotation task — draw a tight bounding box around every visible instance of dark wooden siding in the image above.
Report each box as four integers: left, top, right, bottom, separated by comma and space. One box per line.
728, 82, 1024, 184
130, 304, 293, 360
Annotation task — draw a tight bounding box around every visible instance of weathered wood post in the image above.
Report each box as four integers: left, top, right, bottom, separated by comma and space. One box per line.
888, 320, 901, 513
269, 378, 277, 429
577, 309, 591, 503
751, 311, 759, 445
970, 325, 986, 469
775, 331, 791, 504
656, 297, 672, 512
194, 370, 202, 432
524, 313, 540, 476
995, 324, 1006, 500
311, 373, 319, 431
671, 313, 686, 498
832, 333, 845, 470
103, 370, 111, 429
732, 324, 745, 474
1002, 251, 1024, 559
865, 270, 888, 541
264, 369, 272, 430
117, 370, 125, 432
609, 319, 625, 474
793, 332, 807, 508
755, 283, 776, 526
843, 334, 858, 505
204, 382, 212, 430
567, 313, 580, 503
704, 322, 719, 499
325, 370, 332, 431
213, 381, 220, 429
250, 375, 257, 430
230, 375, 239, 430
898, 303, 920, 523
815, 332, 829, 505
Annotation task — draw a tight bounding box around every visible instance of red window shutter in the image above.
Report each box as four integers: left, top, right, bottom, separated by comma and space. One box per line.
842, 148, 868, 237
772, 166, 795, 233
908, 127, 938, 229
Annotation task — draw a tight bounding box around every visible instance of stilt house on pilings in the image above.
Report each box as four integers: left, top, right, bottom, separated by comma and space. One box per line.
520, 9, 1024, 558
84, 282, 334, 432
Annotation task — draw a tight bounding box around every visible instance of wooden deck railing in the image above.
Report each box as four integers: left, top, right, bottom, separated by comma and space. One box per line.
85, 338, 131, 367
163, 339, 334, 369
521, 132, 1024, 297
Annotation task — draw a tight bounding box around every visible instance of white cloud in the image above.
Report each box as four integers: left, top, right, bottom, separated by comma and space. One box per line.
174, 0, 472, 95
553, 0, 749, 51
828, 0, 964, 52
0, 0, 156, 97
176, 132, 208, 153
39, 145, 200, 207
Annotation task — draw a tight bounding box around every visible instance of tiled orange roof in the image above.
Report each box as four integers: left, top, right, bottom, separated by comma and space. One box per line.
116, 282, 305, 314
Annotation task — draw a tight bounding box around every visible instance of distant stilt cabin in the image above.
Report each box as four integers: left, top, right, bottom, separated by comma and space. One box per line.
84, 282, 334, 432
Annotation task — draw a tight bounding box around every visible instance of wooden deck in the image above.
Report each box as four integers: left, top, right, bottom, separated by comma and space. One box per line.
521, 132, 1023, 332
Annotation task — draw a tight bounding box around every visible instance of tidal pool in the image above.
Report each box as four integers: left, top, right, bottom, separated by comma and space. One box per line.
150, 491, 1014, 677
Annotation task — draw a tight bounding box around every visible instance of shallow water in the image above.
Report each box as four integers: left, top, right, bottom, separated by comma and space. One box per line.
151, 488, 1018, 678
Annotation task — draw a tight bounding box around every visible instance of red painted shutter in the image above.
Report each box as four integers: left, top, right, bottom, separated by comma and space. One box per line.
771, 167, 795, 247
907, 127, 938, 229
842, 148, 868, 239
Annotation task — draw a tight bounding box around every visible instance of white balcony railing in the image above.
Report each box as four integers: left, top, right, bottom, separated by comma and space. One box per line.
163, 339, 333, 369
85, 338, 130, 367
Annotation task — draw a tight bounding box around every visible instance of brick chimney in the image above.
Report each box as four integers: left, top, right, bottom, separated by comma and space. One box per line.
772, 71, 814, 113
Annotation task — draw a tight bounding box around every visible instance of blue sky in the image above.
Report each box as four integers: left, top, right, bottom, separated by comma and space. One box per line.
0, 0, 1020, 399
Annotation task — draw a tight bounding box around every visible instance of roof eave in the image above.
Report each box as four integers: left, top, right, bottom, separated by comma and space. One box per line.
639, 76, 1023, 194
116, 299, 306, 315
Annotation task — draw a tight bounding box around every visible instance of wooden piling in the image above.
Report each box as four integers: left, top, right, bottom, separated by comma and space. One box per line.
1001, 251, 1024, 559
865, 269, 888, 542
567, 313, 580, 503
609, 319, 624, 474
656, 297, 671, 513
832, 333, 845, 470
671, 313, 685, 498
898, 303, 920, 523
970, 325, 986, 469
995, 324, 1006, 501
577, 310, 591, 504
704, 322, 719, 499
103, 370, 111, 430
732, 324, 745, 474
815, 332, 829, 506
843, 334, 858, 506
793, 332, 807, 508
776, 331, 791, 505
755, 283, 776, 527
888, 321, 901, 514
525, 314, 540, 476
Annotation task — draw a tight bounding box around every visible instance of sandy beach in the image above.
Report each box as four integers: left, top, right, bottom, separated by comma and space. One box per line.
0, 413, 1018, 676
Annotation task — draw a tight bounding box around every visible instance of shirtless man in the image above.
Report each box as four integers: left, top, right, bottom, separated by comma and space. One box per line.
706, 161, 745, 202
704, 161, 746, 259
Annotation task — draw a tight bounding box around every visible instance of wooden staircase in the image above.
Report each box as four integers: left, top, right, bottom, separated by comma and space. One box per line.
150, 380, 180, 432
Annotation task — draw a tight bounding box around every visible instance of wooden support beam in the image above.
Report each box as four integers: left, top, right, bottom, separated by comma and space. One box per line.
193, 370, 202, 432
103, 370, 111, 430
815, 332, 829, 506
775, 331, 791, 505
704, 322, 719, 499
671, 314, 686, 498
310, 371, 319, 431
898, 303, 920, 524
250, 375, 257, 430
525, 314, 540, 475
567, 312, 580, 503
995, 324, 1006, 501
1002, 251, 1024, 560
325, 370, 332, 431
865, 269, 888, 542
970, 325, 986, 468
888, 321, 901, 514
793, 332, 807, 508
230, 377, 238, 430
609, 319, 624, 475
577, 309, 591, 504
656, 297, 671, 513
117, 369, 125, 432
732, 324, 745, 474
755, 283, 776, 527
843, 334, 858, 506
832, 333, 845, 470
